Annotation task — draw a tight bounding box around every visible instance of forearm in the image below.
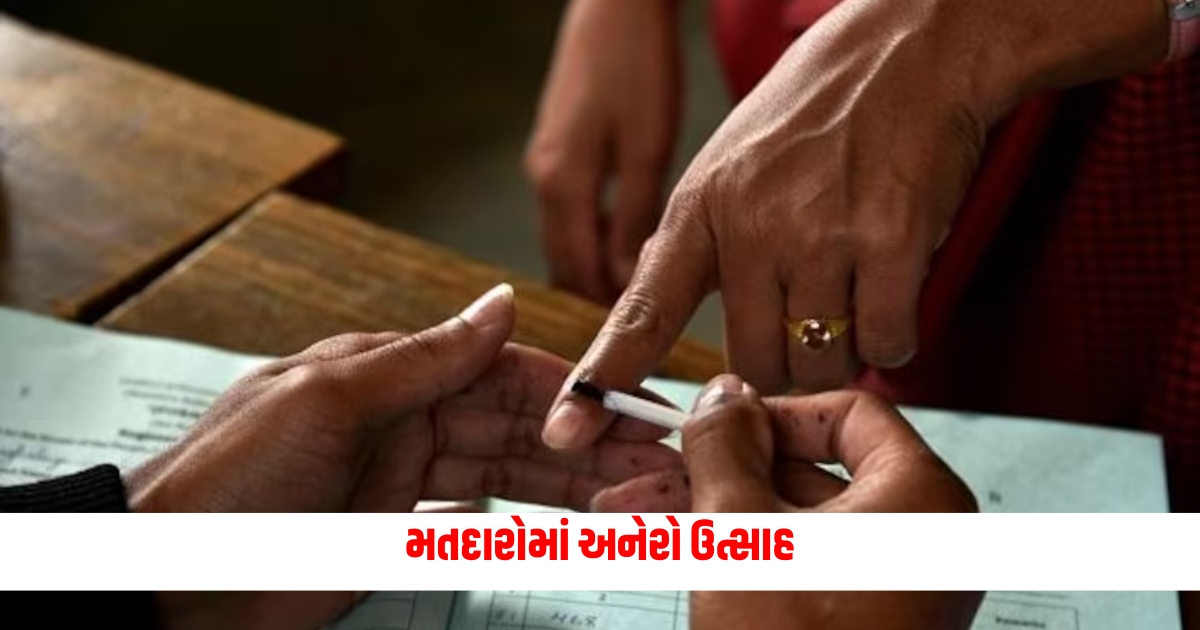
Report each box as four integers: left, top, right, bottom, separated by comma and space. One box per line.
951, 0, 1167, 114
788, 0, 1169, 127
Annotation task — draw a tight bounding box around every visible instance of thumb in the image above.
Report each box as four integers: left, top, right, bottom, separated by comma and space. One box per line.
335, 283, 516, 417
683, 374, 778, 512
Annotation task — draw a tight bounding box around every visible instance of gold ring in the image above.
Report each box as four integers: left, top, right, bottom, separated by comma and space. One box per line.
785, 317, 852, 351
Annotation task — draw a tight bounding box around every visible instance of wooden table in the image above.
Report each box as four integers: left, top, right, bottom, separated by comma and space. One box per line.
0, 15, 342, 321
101, 192, 724, 382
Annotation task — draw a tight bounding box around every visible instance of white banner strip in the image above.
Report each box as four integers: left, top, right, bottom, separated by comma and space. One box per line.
1, 513, 1196, 590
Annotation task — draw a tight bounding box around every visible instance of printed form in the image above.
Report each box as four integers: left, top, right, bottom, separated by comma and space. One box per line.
0, 307, 1181, 630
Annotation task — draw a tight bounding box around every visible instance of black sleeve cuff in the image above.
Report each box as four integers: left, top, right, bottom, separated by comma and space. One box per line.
0, 464, 130, 512
0, 592, 162, 630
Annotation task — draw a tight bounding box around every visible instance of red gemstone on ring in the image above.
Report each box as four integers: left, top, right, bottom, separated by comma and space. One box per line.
800, 320, 832, 350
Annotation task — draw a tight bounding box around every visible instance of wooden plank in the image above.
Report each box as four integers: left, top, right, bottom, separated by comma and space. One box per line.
0, 15, 342, 320
101, 192, 724, 383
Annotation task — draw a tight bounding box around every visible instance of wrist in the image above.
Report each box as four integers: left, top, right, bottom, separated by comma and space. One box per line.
124, 461, 169, 512
927, 0, 1169, 120
124, 456, 209, 513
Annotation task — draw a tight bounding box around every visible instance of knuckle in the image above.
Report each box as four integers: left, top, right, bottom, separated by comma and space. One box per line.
854, 212, 939, 262
642, 218, 689, 256
522, 149, 554, 184
625, 236, 655, 272
664, 175, 714, 224
278, 363, 348, 405
854, 223, 910, 258
665, 180, 703, 214
524, 149, 583, 204
244, 359, 290, 380
604, 288, 669, 342
796, 222, 854, 258
302, 333, 380, 359
304, 332, 360, 350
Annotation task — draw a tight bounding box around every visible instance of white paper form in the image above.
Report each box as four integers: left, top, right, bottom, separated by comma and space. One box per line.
0, 307, 1181, 630
447, 591, 687, 630
439, 590, 1181, 630
0, 307, 270, 485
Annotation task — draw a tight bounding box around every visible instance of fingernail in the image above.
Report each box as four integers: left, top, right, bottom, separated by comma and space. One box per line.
543, 401, 584, 450
459, 283, 514, 330
693, 374, 745, 412
588, 488, 612, 513
874, 346, 918, 369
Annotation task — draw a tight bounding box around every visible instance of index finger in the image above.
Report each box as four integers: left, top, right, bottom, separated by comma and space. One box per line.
442, 344, 673, 443
543, 210, 716, 450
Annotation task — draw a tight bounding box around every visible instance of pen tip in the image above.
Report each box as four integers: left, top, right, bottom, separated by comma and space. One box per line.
570, 379, 606, 402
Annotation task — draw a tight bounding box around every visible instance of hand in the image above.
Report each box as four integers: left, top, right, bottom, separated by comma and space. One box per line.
126, 284, 680, 630
525, 0, 681, 304
542, 0, 1169, 449
595, 374, 981, 630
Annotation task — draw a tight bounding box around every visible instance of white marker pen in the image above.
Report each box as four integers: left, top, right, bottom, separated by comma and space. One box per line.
571, 380, 687, 431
